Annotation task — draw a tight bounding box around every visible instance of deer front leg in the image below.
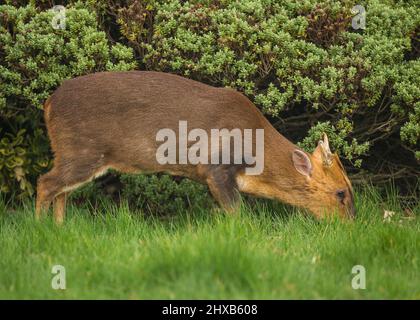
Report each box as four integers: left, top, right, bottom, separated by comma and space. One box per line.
206, 165, 241, 213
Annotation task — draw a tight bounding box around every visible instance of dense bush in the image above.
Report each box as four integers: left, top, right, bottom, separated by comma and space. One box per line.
119, 174, 214, 214
69, 173, 214, 215
0, 0, 419, 207
0, 3, 136, 197
114, 0, 419, 185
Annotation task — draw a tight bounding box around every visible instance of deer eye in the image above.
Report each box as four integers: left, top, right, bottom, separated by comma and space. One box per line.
336, 190, 346, 202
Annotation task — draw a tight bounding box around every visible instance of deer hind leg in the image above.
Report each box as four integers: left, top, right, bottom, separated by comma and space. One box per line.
53, 192, 67, 225
36, 159, 109, 224
36, 167, 62, 220
206, 165, 241, 213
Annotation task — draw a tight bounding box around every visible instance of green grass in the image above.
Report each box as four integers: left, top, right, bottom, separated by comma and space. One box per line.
0, 187, 418, 299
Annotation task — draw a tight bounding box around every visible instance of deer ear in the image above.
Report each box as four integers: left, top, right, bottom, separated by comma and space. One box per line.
292, 150, 312, 177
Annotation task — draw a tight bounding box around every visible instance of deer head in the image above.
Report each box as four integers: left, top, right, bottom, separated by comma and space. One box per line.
291, 133, 355, 219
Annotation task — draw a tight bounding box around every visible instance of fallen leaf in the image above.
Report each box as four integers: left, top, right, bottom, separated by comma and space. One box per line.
383, 210, 395, 222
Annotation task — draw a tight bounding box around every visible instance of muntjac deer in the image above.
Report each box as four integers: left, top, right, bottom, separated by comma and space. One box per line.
36, 71, 355, 224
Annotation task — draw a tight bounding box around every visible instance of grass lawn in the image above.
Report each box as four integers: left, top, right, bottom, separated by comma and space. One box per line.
0, 187, 418, 299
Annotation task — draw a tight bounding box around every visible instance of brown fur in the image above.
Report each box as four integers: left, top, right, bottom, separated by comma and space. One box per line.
36, 71, 355, 223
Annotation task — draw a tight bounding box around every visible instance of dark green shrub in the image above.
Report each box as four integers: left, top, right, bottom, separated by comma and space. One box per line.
114, 0, 419, 187
70, 173, 214, 215
1, 0, 419, 207
120, 174, 214, 215
0, 3, 136, 198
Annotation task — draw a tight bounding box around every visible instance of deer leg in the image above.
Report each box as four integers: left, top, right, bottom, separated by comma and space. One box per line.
206, 166, 241, 213
53, 192, 67, 225
36, 158, 106, 224
36, 167, 62, 219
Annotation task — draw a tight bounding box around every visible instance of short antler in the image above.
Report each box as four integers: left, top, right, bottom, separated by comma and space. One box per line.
318, 133, 333, 167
